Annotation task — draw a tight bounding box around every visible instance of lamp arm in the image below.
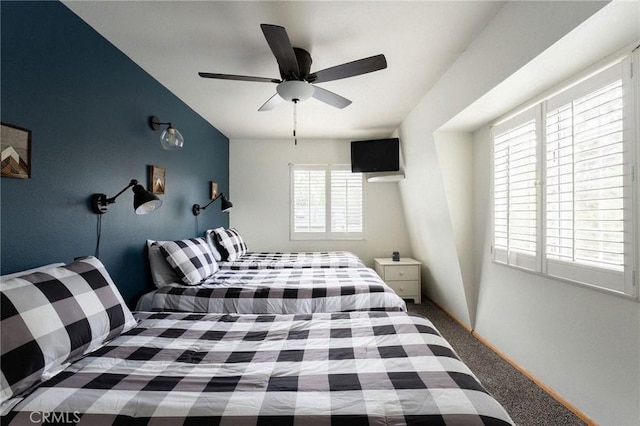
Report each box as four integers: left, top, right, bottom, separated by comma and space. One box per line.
106, 179, 138, 204
192, 193, 224, 216
201, 193, 223, 211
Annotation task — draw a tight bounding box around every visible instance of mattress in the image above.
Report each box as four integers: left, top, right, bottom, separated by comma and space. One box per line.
137, 267, 407, 314
2, 311, 514, 425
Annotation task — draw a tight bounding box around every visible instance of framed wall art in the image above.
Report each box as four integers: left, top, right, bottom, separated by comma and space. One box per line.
1, 122, 31, 179
210, 181, 218, 200
149, 165, 166, 194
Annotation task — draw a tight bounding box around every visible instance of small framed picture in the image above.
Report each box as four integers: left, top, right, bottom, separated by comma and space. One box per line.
210, 181, 218, 200
1, 122, 31, 179
149, 165, 166, 194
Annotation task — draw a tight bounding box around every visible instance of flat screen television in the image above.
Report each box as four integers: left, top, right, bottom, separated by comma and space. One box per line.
351, 138, 400, 173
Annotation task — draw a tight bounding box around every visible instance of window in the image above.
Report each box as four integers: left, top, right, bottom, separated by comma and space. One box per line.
291, 164, 363, 240
492, 54, 637, 298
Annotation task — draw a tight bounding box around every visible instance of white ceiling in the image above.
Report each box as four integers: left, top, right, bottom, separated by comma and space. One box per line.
62, 0, 504, 140
442, 0, 640, 132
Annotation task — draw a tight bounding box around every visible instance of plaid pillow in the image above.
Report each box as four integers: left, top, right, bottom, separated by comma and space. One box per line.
0, 257, 137, 403
1, 263, 65, 280
204, 228, 225, 261
160, 238, 218, 285
213, 228, 247, 261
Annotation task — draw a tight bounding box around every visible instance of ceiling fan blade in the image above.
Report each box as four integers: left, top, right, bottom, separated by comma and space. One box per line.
260, 24, 300, 78
199, 72, 280, 84
258, 93, 283, 111
310, 54, 387, 83
312, 86, 352, 109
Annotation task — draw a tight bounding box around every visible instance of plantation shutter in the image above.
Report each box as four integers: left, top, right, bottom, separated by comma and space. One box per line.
291, 164, 363, 240
492, 109, 539, 271
331, 168, 363, 234
491, 53, 636, 298
292, 168, 326, 233
544, 60, 629, 292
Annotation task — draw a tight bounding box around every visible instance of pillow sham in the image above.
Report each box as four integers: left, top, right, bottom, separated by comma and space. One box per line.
1, 263, 65, 281
0, 256, 137, 404
147, 240, 181, 288
159, 238, 218, 285
204, 228, 225, 261
213, 228, 247, 261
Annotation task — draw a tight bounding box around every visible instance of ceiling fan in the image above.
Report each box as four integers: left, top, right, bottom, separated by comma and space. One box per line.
199, 24, 387, 111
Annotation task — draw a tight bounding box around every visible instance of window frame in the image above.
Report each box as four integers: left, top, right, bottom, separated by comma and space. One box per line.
290, 164, 364, 241
491, 50, 638, 300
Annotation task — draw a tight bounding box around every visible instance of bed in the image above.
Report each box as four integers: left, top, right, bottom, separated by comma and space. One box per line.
1, 258, 514, 425
144, 235, 404, 314
217, 250, 366, 270
208, 227, 366, 270
150, 229, 366, 275
137, 266, 407, 314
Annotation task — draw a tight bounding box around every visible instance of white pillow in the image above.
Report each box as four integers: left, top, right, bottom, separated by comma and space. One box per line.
147, 240, 181, 288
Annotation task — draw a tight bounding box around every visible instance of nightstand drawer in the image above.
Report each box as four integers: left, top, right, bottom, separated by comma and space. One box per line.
383, 265, 419, 281
386, 281, 420, 297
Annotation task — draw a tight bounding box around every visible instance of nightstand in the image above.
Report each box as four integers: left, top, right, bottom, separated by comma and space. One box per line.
374, 257, 422, 304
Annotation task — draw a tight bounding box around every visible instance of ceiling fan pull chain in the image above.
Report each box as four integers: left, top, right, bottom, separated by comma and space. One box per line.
293, 99, 298, 145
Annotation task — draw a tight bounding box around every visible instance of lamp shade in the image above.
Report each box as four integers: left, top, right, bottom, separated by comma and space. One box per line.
220, 194, 233, 212
132, 184, 162, 214
160, 126, 184, 150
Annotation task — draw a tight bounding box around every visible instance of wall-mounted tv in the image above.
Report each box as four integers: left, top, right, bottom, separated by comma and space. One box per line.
351, 138, 400, 173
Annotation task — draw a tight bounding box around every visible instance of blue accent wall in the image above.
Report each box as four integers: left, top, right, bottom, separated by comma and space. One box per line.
1, 1, 230, 306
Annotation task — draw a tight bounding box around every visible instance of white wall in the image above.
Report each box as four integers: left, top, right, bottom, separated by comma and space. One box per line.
396, 1, 640, 424
397, 0, 611, 329
229, 138, 411, 267
433, 131, 476, 326
473, 126, 640, 426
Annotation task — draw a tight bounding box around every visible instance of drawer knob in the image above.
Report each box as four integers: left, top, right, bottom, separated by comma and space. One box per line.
399, 271, 404, 276
400, 286, 404, 291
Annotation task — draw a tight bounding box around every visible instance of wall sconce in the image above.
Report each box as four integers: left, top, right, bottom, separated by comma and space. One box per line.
92, 179, 162, 215
149, 116, 184, 150
192, 193, 233, 216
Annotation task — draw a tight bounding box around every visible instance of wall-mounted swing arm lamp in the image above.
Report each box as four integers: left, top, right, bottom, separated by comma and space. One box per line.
149, 116, 184, 150
192, 193, 233, 216
91, 179, 162, 215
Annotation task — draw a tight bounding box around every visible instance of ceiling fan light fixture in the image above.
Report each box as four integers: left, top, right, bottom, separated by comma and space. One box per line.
277, 80, 315, 103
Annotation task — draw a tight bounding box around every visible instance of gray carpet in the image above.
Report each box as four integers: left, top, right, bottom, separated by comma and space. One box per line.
406, 300, 586, 426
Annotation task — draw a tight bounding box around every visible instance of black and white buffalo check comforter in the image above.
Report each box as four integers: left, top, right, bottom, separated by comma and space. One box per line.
137, 267, 407, 314
2, 311, 514, 425
217, 251, 366, 270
